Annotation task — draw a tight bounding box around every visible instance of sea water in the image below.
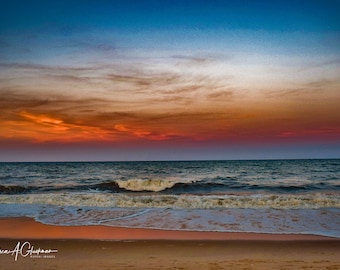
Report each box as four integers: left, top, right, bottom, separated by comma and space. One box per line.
0, 159, 339, 237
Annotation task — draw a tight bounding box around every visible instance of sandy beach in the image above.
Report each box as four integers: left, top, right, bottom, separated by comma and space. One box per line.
0, 218, 339, 269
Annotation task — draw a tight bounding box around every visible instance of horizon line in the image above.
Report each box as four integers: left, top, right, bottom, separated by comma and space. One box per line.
1, 157, 339, 163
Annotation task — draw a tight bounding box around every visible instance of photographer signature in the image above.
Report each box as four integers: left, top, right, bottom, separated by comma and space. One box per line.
0, 241, 58, 261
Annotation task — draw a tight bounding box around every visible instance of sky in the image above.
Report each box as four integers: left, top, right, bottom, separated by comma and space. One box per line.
0, 0, 340, 161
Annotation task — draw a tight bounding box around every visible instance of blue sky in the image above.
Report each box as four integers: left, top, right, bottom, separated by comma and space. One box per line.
2, 0, 339, 31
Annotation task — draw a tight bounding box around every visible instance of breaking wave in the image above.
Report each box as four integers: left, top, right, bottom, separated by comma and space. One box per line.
0, 179, 192, 194
0, 185, 27, 194
115, 179, 192, 192
1, 179, 339, 194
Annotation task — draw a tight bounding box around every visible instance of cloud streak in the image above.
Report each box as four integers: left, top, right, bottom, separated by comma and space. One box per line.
1, 43, 339, 148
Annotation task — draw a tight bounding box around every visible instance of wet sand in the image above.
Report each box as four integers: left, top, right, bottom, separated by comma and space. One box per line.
0, 217, 339, 269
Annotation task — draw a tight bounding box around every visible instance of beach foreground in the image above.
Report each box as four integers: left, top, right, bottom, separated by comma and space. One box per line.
0, 218, 339, 269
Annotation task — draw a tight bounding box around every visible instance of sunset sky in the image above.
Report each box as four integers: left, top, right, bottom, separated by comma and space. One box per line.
1, 0, 339, 161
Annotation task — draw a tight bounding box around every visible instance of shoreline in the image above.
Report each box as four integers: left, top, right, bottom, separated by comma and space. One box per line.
0, 217, 338, 241
0, 217, 339, 269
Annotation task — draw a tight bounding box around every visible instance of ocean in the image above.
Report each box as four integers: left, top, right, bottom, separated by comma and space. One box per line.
0, 159, 339, 238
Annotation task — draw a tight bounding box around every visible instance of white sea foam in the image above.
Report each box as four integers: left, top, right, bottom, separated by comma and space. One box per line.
0, 193, 339, 209
0, 204, 339, 238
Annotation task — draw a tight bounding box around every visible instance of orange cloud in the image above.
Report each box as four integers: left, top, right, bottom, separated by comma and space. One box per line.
3, 111, 113, 143
114, 123, 181, 141
20, 111, 65, 129
114, 124, 130, 132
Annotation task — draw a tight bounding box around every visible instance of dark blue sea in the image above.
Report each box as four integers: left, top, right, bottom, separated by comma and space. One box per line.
0, 159, 339, 237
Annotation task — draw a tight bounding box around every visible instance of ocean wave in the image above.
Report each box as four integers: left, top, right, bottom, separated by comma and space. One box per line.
1, 179, 339, 194
0, 193, 339, 209
0, 185, 27, 194
91, 180, 238, 193
114, 179, 192, 192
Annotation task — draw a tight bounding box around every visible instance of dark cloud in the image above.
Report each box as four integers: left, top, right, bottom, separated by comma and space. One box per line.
171, 55, 211, 64
307, 58, 340, 69
70, 40, 117, 53
147, 96, 192, 105
171, 53, 231, 64
106, 73, 154, 87
0, 88, 114, 121
47, 74, 93, 83
0, 88, 52, 110
266, 78, 339, 99
0, 62, 94, 72
306, 79, 338, 89
207, 90, 233, 99
0, 61, 110, 88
